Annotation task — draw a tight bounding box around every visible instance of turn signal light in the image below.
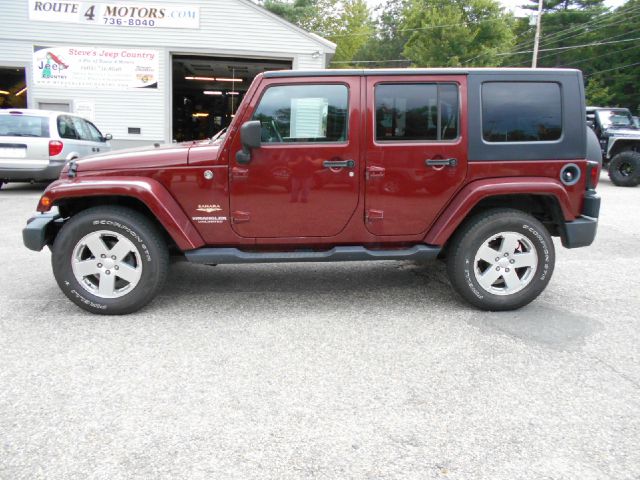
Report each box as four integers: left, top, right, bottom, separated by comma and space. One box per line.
49, 140, 63, 157
40, 196, 52, 208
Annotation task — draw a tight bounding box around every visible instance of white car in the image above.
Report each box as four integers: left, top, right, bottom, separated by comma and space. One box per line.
0, 109, 112, 188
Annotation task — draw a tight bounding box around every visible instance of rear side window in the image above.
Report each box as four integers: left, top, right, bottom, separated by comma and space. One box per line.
375, 83, 459, 141
57, 115, 80, 140
0, 115, 50, 137
482, 82, 562, 142
252, 84, 348, 143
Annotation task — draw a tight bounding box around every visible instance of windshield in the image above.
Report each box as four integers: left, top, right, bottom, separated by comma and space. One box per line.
596, 110, 635, 129
0, 114, 50, 137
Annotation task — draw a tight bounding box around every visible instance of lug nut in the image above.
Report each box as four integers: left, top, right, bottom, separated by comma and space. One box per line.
97, 263, 102, 268
105, 270, 111, 275
510, 259, 515, 264
101, 254, 106, 258
495, 257, 500, 262
504, 253, 509, 257
505, 268, 510, 272
496, 266, 500, 271
114, 266, 119, 270
111, 255, 116, 260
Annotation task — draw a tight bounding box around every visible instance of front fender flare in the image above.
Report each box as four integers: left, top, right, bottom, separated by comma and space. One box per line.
39, 177, 205, 251
424, 177, 575, 246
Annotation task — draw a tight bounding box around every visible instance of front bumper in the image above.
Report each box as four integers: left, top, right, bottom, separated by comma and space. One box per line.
561, 191, 600, 249
23, 212, 61, 251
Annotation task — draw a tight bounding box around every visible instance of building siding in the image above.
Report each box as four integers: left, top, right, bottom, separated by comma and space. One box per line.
1, 0, 333, 145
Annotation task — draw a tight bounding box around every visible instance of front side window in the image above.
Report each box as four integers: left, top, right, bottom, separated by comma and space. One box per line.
252, 84, 348, 143
375, 83, 459, 141
85, 121, 104, 142
482, 82, 562, 142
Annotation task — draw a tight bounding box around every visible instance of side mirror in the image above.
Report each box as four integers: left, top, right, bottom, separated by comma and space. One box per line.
236, 120, 261, 164
103, 133, 113, 141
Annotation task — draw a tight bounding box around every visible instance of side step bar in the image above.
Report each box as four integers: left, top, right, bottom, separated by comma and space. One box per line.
184, 245, 440, 265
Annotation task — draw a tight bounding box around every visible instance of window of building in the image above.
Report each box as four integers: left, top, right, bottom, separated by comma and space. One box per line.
252, 84, 348, 143
375, 83, 459, 141
482, 82, 562, 142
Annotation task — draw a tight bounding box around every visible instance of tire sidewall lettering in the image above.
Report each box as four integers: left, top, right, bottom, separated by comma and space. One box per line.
92, 219, 152, 262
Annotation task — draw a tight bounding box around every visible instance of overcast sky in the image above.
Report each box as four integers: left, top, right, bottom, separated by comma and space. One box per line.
364, 0, 626, 17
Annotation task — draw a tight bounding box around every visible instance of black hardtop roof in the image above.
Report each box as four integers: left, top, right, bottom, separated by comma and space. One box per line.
263, 67, 582, 79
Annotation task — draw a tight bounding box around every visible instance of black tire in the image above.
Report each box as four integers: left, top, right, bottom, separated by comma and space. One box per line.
52, 206, 169, 315
608, 151, 640, 187
446, 209, 555, 311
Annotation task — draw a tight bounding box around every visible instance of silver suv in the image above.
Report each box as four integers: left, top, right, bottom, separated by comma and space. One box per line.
0, 109, 112, 188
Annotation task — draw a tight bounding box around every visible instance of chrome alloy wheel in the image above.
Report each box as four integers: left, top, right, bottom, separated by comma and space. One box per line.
473, 231, 538, 296
71, 230, 143, 299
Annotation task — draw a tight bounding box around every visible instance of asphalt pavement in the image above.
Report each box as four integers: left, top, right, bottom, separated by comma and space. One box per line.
0, 176, 639, 479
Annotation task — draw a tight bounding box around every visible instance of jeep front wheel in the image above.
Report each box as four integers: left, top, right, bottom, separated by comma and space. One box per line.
608, 151, 640, 187
446, 209, 555, 311
52, 206, 169, 315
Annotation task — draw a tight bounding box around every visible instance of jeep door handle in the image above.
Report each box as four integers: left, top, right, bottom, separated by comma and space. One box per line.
323, 159, 355, 169
426, 158, 457, 167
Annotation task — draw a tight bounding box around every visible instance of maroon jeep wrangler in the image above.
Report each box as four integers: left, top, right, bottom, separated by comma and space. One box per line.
23, 68, 602, 315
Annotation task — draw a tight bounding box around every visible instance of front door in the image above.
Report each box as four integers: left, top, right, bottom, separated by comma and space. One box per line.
229, 79, 361, 238
364, 75, 467, 236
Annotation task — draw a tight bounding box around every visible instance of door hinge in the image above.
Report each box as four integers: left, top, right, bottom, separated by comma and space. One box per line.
231, 211, 251, 224
366, 209, 384, 222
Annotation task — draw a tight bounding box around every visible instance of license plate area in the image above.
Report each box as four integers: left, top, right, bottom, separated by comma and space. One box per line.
0, 143, 27, 158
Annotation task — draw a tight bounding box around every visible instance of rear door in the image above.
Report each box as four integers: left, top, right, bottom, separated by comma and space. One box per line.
228, 78, 361, 238
0, 112, 50, 169
364, 75, 467, 236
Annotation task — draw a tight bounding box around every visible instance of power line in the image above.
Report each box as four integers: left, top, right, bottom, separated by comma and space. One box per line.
325, 17, 505, 38
496, 36, 640, 56
507, 27, 640, 66
562, 44, 640, 67
586, 61, 640, 76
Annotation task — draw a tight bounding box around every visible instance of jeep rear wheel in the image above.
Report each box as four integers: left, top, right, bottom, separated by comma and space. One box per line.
446, 209, 555, 311
52, 206, 169, 315
608, 151, 640, 187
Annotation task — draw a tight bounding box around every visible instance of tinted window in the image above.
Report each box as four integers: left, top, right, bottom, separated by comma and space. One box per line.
0, 115, 50, 138
482, 82, 562, 142
252, 84, 348, 143
71, 117, 92, 141
375, 84, 459, 141
85, 121, 104, 142
57, 116, 80, 140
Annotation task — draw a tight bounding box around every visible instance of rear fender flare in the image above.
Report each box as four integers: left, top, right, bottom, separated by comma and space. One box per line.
425, 177, 574, 246
39, 177, 205, 251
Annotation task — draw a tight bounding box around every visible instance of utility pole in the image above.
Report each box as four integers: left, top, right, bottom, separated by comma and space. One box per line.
532, 0, 544, 68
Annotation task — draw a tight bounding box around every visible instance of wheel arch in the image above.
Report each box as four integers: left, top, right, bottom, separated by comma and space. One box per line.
425, 178, 573, 248
608, 138, 640, 158
40, 177, 205, 251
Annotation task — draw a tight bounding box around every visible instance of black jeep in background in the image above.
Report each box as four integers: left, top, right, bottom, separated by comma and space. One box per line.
587, 107, 640, 187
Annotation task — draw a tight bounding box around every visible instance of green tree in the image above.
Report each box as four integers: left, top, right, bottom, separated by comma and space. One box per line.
329, 0, 373, 65
401, 0, 515, 67
585, 76, 613, 105
353, 0, 412, 67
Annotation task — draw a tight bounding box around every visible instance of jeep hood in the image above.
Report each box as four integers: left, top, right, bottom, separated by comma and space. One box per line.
71, 142, 195, 173
607, 128, 640, 137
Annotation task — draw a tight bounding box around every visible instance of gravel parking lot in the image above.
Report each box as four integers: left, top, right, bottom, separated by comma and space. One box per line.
1, 176, 639, 480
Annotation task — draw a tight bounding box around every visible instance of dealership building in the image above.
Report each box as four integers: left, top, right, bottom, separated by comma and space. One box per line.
0, 0, 335, 148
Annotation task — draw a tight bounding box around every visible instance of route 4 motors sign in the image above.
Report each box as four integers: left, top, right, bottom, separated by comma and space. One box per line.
28, 1, 200, 29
